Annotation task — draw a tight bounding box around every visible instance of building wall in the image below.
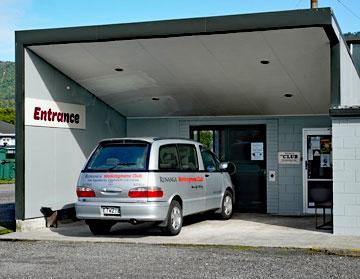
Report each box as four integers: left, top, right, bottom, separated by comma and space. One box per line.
351, 43, 360, 73
332, 118, 360, 235
339, 38, 360, 106
23, 50, 126, 219
127, 115, 331, 215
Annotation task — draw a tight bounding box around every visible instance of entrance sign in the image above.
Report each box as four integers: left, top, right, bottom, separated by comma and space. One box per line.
278, 152, 301, 164
251, 142, 264, 161
25, 98, 86, 129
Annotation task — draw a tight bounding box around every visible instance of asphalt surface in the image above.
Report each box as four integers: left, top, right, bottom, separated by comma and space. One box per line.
0, 184, 14, 204
0, 241, 358, 279
0, 184, 15, 228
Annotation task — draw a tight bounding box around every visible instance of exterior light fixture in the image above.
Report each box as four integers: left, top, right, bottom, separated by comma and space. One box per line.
284, 93, 293, 98
152, 97, 160, 101
260, 60, 270, 64
114, 68, 124, 72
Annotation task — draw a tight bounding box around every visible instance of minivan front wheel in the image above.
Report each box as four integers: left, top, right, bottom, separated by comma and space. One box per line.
220, 190, 233, 220
162, 200, 183, 236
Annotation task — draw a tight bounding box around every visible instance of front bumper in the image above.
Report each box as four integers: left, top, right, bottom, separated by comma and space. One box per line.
75, 201, 169, 221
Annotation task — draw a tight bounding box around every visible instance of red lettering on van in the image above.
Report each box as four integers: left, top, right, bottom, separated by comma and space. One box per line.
178, 176, 204, 183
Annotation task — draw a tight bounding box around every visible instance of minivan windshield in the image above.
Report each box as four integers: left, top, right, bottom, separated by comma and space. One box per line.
85, 143, 149, 172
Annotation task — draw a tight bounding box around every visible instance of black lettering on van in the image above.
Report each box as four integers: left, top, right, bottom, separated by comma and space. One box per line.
160, 176, 178, 183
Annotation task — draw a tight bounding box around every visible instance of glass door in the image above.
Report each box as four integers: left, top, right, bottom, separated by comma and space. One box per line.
302, 128, 332, 214
191, 125, 267, 213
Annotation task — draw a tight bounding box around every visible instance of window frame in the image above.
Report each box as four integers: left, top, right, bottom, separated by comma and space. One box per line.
200, 146, 221, 172
158, 143, 199, 172
177, 144, 199, 172
83, 142, 150, 172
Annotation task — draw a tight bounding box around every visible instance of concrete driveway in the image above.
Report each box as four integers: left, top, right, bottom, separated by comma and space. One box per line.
2, 213, 360, 254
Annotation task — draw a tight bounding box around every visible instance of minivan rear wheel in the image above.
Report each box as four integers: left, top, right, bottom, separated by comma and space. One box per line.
162, 200, 183, 236
220, 190, 233, 220
87, 220, 114, 235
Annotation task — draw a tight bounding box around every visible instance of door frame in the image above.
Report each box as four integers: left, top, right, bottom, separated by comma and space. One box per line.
302, 127, 332, 214
190, 124, 267, 213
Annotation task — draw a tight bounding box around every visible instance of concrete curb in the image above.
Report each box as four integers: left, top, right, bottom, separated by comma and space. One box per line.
0, 235, 359, 257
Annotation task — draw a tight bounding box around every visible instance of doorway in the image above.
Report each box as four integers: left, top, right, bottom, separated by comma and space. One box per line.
302, 128, 332, 214
190, 125, 267, 213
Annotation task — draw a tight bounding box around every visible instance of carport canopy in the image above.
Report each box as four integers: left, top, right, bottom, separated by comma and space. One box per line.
27, 11, 334, 117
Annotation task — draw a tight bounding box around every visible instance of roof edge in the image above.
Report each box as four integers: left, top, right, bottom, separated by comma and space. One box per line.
15, 8, 336, 46
330, 108, 360, 117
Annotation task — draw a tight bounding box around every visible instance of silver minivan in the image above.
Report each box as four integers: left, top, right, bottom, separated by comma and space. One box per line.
75, 138, 234, 235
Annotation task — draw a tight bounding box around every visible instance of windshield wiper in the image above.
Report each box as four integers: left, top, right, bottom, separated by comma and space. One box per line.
108, 162, 136, 170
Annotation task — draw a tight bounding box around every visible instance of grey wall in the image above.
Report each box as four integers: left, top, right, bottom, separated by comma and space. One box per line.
23, 50, 126, 219
277, 117, 331, 214
351, 44, 360, 73
332, 118, 360, 235
127, 115, 331, 215
339, 38, 360, 106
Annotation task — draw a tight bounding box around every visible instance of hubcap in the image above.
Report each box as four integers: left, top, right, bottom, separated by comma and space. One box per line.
224, 195, 233, 216
171, 206, 182, 230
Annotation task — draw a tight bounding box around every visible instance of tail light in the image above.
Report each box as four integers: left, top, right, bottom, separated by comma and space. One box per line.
76, 186, 96, 198
128, 187, 163, 198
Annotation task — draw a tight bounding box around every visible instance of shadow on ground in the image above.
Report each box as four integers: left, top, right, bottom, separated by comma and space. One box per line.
49, 212, 330, 238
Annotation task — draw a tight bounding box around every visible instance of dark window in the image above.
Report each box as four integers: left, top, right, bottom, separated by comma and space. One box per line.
178, 144, 198, 171
201, 148, 219, 172
159, 145, 179, 170
6, 153, 15, 159
85, 143, 149, 171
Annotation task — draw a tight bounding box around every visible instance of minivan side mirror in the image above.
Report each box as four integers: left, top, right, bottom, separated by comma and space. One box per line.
219, 162, 229, 170
220, 161, 236, 175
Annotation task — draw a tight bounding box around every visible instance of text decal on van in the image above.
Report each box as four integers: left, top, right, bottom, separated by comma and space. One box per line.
160, 176, 204, 183
25, 98, 86, 129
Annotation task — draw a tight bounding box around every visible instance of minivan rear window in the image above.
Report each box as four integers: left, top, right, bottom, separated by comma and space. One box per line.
85, 143, 149, 172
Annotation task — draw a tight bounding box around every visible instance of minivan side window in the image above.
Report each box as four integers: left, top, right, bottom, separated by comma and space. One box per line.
178, 144, 199, 171
159, 145, 179, 170
201, 149, 219, 172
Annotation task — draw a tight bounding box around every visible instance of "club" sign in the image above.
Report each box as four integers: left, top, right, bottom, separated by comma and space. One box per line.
278, 152, 301, 164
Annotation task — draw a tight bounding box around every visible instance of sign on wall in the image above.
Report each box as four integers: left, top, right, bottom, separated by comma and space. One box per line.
251, 142, 264, 161
25, 98, 86, 129
278, 152, 301, 164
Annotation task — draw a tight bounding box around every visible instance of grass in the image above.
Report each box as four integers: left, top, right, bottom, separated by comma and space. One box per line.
0, 228, 13, 235
0, 180, 15, 184
0, 221, 15, 235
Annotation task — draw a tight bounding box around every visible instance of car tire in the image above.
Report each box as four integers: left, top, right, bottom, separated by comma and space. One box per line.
220, 190, 233, 220
87, 220, 114, 235
162, 200, 183, 236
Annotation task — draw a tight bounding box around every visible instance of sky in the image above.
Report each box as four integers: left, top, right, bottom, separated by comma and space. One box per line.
1, 0, 360, 62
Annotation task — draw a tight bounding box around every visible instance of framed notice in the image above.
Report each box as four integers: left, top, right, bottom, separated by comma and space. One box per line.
251, 142, 264, 161
25, 98, 86, 129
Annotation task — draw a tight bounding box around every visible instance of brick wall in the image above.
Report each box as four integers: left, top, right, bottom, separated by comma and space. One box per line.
332, 118, 360, 235
278, 117, 331, 215
128, 115, 331, 215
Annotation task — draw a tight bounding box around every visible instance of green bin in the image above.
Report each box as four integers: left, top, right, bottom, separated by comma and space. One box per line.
0, 148, 15, 180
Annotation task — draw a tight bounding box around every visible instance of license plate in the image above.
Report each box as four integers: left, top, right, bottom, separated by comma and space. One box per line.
102, 206, 121, 216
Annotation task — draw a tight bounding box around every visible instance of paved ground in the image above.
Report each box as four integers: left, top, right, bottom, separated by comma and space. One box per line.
0, 184, 14, 204
0, 184, 15, 230
0, 241, 358, 279
2, 213, 360, 253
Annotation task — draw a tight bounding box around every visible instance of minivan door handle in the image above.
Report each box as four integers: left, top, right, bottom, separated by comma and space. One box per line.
205, 174, 210, 177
